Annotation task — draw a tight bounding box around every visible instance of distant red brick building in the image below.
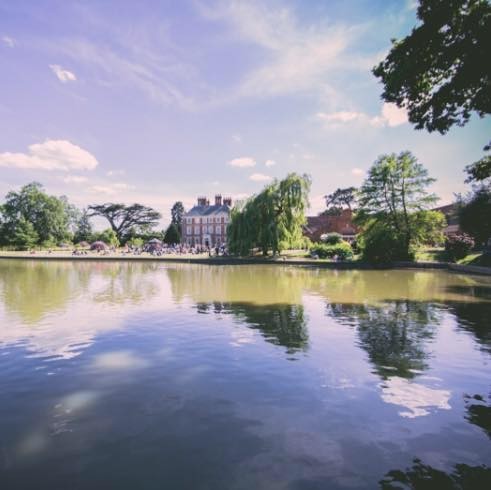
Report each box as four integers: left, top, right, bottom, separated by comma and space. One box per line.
303, 209, 358, 242
432, 203, 460, 236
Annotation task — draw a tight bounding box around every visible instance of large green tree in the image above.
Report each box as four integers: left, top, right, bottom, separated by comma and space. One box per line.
459, 187, 491, 246
164, 223, 180, 244
74, 208, 93, 243
374, 0, 491, 178
356, 152, 443, 261
0, 182, 73, 247
88, 203, 161, 242
227, 173, 311, 256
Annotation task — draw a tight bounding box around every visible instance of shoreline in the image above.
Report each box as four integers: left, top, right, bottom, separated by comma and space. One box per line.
1, 252, 490, 276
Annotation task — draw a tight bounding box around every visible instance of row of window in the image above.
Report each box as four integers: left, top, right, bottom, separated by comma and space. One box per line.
186, 225, 223, 235
185, 216, 228, 224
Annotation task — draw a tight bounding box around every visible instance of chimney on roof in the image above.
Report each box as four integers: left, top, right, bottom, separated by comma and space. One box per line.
197, 196, 207, 206
223, 197, 232, 207
215, 194, 222, 206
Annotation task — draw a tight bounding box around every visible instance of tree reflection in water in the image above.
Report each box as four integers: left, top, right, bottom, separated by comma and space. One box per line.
197, 301, 308, 355
327, 301, 439, 379
380, 458, 491, 489
464, 392, 491, 439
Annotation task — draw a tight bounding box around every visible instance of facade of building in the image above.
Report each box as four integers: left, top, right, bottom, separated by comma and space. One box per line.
303, 209, 358, 242
432, 203, 460, 236
181, 195, 232, 247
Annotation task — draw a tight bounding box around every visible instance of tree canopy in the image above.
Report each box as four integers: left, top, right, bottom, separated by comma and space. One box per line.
374, 0, 491, 181
164, 223, 180, 245
171, 201, 185, 230
459, 187, 491, 246
0, 182, 74, 248
373, 0, 491, 134
323, 187, 357, 215
88, 203, 161, 242
356, 152, 444, 261
227, 173, 311, 256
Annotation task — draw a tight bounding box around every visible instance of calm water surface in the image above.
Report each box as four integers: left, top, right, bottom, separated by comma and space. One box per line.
0, 260, 491, 489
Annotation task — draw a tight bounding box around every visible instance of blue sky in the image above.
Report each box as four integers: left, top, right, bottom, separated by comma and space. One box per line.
1, 0, 490, 224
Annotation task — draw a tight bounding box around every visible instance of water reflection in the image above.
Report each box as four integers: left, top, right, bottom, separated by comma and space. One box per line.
464, 392, 491, 439
327, 301, 439, 379
198, 301, 308, 354
380, 458, 491, 489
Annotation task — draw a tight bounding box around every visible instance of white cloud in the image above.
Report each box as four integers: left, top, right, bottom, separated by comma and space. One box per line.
106, 169, 126, 177
49, 64, 77, 82
351, 168, 364, 177
2, 36, 15, 48
265, 159, 276, 167
249, 173, 272, 182
0, 139, 98, 171
232, 134, 242, 143
317, 102, 408, 129
381, 102, 408, 127
228, 156, 256, 167
89, 182, 133, 195
62, 175, 88, 184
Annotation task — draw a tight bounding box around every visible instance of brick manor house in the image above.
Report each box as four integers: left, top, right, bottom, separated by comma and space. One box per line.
181, 195, 232, 247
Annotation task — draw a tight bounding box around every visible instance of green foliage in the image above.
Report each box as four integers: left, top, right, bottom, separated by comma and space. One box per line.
164, 223, 180, 244
127, 237, 144, 248
373, 0, 491, 135
171, 202, 185, 230
445, 233, 475, 262
358, 220, 414, 263
0, 182, 74, 249
74, 209, 93, 243
9, 217, 39, 250
356, 152, 441, 262
227, 173, 311, 256
93, 228, 119, 247
320, 232, 343, 245
459, 187, 491, 246
88, 203, 161, 242
324, 187, 357, 215
465, 150, 491, 183
410, 210, 447, 246
374, 0, 491, 176
310, 241, 353, 260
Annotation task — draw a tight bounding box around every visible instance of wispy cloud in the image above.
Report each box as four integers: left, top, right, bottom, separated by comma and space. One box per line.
199, 0, 361, 100
249, 173, 272, 182
61, 175, 89, 184
0, 140, 98, 171
317, 102, 408, 129
89, 182, 133, 195
351, 168, 365, 177
106, 169, 126, 177
229, 156, 256, 167
2, 35, 15, 48
49, 64, 77, 82
265, 159, 276, 167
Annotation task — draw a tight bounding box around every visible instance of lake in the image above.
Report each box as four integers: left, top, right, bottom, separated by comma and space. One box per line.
0, 259, 490, 489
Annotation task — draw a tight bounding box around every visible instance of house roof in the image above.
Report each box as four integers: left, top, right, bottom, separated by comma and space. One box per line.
185, 204, 231, 217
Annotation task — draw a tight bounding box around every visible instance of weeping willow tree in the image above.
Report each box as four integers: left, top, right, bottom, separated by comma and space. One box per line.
227, 173, 311, 256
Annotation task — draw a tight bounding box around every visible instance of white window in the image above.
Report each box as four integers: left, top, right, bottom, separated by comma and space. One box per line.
216, 225, 221, 234
186, 217, 191, 224
209, 225, 213, 233
194, 226, 200, 234
186, 226, 191, 235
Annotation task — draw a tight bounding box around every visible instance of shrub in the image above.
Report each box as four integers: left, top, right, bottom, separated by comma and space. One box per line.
320, 232, 343, 245
310, 241, 353, 260
445, 233, 475, 262
359, 221, 414, 263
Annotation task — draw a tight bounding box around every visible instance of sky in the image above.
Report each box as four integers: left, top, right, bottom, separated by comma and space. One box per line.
1, 0, 490, 226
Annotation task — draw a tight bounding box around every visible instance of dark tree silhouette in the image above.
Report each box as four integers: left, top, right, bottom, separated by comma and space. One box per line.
88, 203, 161, 242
